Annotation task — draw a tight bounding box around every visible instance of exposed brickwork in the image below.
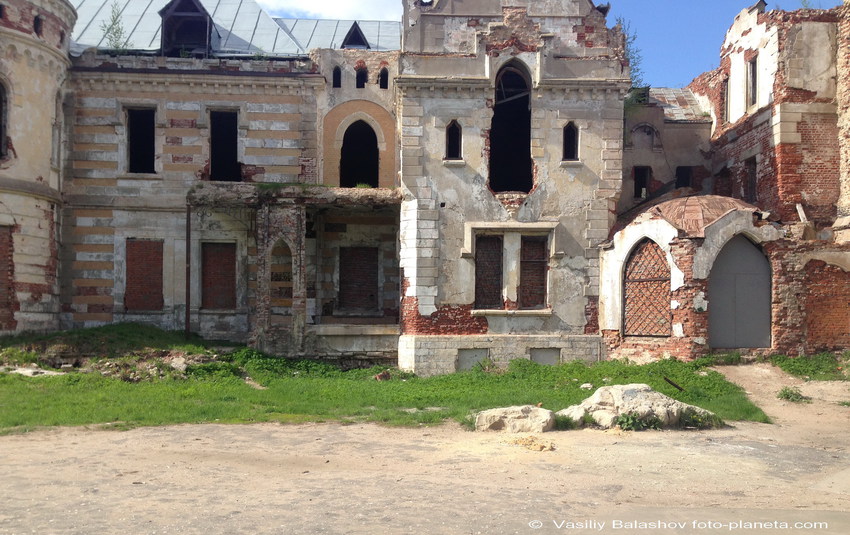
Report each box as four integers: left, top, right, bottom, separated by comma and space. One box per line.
338, 247, 379, 311
803, 260, 850, 351
474, 236, 503, 309
0, 226, 18, 331
584, 296, 599, 335
519, 237, 547, 309
623, 240, 671, 336
124, 240, 164, 311
0, 0, 74, 50
400, 277, 488, 336
202, 243, 236, 310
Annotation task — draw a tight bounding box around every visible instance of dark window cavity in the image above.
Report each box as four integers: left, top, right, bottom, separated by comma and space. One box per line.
745, 157, 757, 203
563, 122, 579, 161
675, 166, 693, 189
340, 120, 379, 188
356, 67, 368, 89
747, 57, 758, 107
338, 247, 379, 311
489, 63, 532, 193
201, 242, 236, 310
475, 236, 503, 309
446, 120, 462, 160
127, 108, 156, 174
379, 68, 389, 89
332, 66, 342, 88
209, 111, 240, 182
125, 239, 164, 311
34, 15, 43, 36
0, 82, 7, 159
160, 0, 212, 57
633, 166, 651, 199
519, 236, 547, 309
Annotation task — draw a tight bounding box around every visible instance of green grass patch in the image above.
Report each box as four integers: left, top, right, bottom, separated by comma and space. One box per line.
0, 347, 770, 431
840, 401, 850, 407
777, 386, 810, 403
770, 353, 849, 381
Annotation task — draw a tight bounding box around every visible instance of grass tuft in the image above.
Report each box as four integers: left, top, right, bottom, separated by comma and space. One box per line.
770, 353, 849, 382
777, 386, 810, 403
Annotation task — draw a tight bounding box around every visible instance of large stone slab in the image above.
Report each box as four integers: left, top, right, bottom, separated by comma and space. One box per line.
556, 383, 721, 429
475, 405, 556, 433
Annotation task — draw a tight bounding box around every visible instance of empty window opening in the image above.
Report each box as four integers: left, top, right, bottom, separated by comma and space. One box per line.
623, 239, 671, 337
489, 64, 532, 193
127, 109, 156, 174
125, 239, 164, 311
160, 0, 212, 57
332, 66, 342, 88
209, 111, 240, 182
722, 78, 730, 123
0, 226, 14, 330
379, 68, 389, 89
445, 120, 462, 160
34, 15, 43, 36
519, 236, 547, 309
744, 157, 757, 203
475, 236, 503, 309
356, 67, 368, 89
0, 6, 6, 20
340, 120, 379, 188
201, 242, 236, 309
563, 122, 579, 161
633, 166, 651, 199
0, 82, 7, 159
747, 57, 758, 107
338, 247, 379, 311
675, 166, 693, 189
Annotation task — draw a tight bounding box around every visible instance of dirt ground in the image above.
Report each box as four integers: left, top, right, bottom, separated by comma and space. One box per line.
1, 363, 849, 535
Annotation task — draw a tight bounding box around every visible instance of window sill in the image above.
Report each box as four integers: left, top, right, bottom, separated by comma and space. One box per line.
559, 160, 582, 168
443, 159, 465, 167
119, 173, 160, 180
471, 308, 553, 317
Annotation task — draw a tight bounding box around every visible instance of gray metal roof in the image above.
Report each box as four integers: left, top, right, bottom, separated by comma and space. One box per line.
70, 0, 314, 56
648, 88, 711, 123
274, 19, 401, 51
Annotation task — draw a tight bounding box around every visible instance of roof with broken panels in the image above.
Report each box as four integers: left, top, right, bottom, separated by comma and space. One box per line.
70, 0, 401, 56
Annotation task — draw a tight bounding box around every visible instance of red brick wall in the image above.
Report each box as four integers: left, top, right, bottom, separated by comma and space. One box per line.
474, 236, 502, 309
400, 276, 488, 335
202, 243, 236, 310
798, 114, 840, 224
803, 260, 850, 352
519, 237, 547, 309
0, 226, 16, 330
338, 247, 379, 310
124, 239, 164, 311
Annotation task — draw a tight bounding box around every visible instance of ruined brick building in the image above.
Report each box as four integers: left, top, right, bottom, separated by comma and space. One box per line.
0, 0, 848, 374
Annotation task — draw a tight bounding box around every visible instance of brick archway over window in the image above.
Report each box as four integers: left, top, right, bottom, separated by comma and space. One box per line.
322, 100, 396, 188
623, 239, 671, 337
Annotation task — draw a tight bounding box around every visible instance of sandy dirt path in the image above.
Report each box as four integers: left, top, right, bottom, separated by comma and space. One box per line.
1, 363, 849, 535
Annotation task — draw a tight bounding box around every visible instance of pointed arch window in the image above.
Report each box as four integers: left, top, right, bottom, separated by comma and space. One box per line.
356, 67, 368, 89
623, 239, 671, 337
332, 66, 342, 88
445, 120, 462, 160
490, 63, 532, 193
563, 122, 579, 161
340, 120, 379, 188
379, 68, 389, 89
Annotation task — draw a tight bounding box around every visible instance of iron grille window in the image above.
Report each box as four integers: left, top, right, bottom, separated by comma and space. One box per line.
623, 239, 671, 336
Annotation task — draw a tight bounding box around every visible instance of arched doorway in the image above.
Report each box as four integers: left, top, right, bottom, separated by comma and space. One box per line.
623, 239, 671, 336
340, 120, 379, 188
708, 235, 771, 348
269, 239, 293, 327
489, 63, 532, 193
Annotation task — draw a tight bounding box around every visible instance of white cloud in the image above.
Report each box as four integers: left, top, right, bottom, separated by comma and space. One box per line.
256, 0, 403, 20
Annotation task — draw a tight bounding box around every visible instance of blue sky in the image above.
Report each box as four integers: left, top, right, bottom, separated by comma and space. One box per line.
257, 0, 841, 88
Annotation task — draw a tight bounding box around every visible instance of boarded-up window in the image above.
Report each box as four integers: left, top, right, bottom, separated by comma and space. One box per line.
125, 239, 164, 311
0, 226, 14, 330
519, 237, 547, 309
475, 236, 503, 309
623, 240, 671, 336
338, 247, 379, 311
202, 242, 236, 309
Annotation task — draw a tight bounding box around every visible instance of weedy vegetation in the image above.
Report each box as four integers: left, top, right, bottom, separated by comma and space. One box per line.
776, 386, 811, 403
770, 353, 849, 382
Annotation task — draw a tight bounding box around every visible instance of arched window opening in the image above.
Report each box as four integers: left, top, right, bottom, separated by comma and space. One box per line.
356, 67, 368, 89
445, 120, 462, 160
489, 64, 532, 193
378, 68, 389, 89
332, 67, 342, 88
563, 122, 578, 161
34, 15, 43, 36
623, 239, 671, 337
0, 83, 7, 159
270, 239, 294, 324
340, 120, 379, 188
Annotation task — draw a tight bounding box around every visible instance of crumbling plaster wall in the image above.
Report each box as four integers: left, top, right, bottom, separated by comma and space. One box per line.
0, 0, 74, 334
